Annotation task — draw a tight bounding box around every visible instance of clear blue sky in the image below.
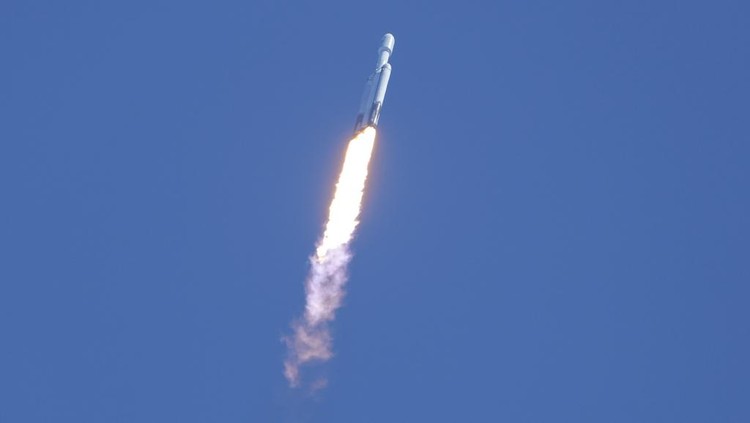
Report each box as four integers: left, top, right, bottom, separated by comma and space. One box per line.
1, 1, 748, 422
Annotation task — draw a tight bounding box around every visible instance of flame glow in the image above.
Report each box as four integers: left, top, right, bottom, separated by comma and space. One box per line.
284, 127, 377, 387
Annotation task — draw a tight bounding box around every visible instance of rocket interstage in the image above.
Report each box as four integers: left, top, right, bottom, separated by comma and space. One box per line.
283, 34, 395, 389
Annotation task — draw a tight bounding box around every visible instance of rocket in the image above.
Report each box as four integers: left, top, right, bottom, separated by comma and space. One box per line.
353, 33, 395, 134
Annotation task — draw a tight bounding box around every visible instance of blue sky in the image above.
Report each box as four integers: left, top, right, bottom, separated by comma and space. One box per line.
1, 1, 748, 422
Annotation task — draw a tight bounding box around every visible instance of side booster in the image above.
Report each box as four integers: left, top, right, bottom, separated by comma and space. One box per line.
353, 33, 395, 134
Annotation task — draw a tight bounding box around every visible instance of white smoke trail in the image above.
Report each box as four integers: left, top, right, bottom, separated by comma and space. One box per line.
284, 127, 377, 387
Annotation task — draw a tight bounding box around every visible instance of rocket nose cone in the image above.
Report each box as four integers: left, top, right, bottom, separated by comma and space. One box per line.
381, 33, 395, 52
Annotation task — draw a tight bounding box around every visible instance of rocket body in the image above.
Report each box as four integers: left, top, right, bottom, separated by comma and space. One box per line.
353, 34, 395, 134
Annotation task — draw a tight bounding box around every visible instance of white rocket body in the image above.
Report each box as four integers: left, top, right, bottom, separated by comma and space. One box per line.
353, 33, 395, 133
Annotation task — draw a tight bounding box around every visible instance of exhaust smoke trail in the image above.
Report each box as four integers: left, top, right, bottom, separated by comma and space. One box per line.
284, 127, 377, 388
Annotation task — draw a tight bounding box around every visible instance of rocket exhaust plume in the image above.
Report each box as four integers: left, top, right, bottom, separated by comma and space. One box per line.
284, 127, 377, 387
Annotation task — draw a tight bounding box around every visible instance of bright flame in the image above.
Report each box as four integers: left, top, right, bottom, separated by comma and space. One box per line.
284, 127, 377, 387
315, 127, 376, 261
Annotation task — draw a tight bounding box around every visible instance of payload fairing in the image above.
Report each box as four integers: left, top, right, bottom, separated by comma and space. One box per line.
353, 33, 395, 134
